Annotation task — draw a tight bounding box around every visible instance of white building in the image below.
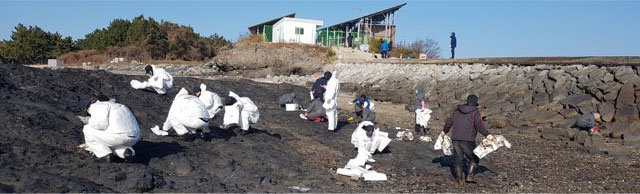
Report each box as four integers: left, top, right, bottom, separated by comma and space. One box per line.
248, 13, 323, 45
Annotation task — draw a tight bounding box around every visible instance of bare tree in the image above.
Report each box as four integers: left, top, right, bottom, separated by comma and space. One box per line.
409, 37, 441, 59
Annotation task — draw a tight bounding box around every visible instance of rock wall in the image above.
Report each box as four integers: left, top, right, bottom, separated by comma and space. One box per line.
329, 62, 640, 146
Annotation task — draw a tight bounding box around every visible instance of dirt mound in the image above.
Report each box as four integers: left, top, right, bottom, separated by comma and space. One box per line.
212, 41, 334, 76
2, 64, 640, 192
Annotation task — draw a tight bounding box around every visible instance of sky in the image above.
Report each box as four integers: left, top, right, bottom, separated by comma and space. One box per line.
1, 0, 638, 58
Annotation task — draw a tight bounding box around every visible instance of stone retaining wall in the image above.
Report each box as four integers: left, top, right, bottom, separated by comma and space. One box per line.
328, 62, 640, 147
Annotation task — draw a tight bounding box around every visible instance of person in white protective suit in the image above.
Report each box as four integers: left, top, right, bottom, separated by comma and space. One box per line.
323, 71, 340, 131
193, 83, 223, 118
78, 95, 140, 162
130, 65, 174, 94
150, 88, 210, 139
350, 121, 391, 163
222, 91, 260, 133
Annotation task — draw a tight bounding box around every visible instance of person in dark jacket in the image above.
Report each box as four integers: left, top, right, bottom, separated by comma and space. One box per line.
443, 94, 491, 185
450, 32, 457, 59
311, 72, 331, 100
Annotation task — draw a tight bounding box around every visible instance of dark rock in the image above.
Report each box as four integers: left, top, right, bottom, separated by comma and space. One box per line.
589, 135, 606, 149
541, 133, 560, 141
126, 171, 165, 192
487, 117, 508, 129
558, 109, 579, 119
610, 131, 624, 139
560, 94, 594, 108
614, 105, 639, 122
616, 82, 636, 107
532, 92, 549, 106
597, 103, 616, 123
520, 110, 564, 124
552, 118, 577, 129
571, 130, 590, 145
623, 130, 640, 147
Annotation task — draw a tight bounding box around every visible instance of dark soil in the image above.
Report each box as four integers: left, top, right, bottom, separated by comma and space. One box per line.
1, 64, 639, 192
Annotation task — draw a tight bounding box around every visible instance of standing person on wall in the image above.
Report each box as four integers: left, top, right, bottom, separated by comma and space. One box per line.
450, 32, 457, 59
380, 39, 389, 59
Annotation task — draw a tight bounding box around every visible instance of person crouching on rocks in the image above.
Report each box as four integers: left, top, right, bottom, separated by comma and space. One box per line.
221, 91, 260, 135
150, 88, 210, 141
78, 94, 140, 163
300, 97, 326, 123
193, 84, 223, 119
130, 65, 174, 95
443, 94, 492, 185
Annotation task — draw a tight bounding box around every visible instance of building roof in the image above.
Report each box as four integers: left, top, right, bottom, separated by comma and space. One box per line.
248, 13, 296, 33
274, 17, 324, 26
318, 3, 406, 31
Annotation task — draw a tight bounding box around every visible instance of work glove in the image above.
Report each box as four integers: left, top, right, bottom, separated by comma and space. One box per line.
150, 125, 169, 136
76, 116, 90, 125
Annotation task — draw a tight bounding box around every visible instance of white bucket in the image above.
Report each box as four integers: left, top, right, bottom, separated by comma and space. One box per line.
285, 103, 299, 111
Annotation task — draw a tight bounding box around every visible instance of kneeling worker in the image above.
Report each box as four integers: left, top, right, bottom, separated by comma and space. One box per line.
79, 94, 140, 162
130, 65, 174, 94
350, 121, 391, 162
300, 97, 326, 123
222, 91, 260, 133
151, 88, 209, 138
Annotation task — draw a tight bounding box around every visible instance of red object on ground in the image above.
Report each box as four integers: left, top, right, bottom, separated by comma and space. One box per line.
313, 117, 325, 123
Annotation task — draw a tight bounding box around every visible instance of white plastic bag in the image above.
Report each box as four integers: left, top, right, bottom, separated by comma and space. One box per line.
434, 132, 453, 155
473, 135, 511, 159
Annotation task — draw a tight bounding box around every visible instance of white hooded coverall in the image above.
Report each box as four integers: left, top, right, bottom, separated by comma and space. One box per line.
161, 88, 210, 135
223, 91, 260, 131
198, 83, 223, 118
323, 71, 340, 131
83, 100, 140, 158
351, 121, 391, 154
130, 65, 174, 94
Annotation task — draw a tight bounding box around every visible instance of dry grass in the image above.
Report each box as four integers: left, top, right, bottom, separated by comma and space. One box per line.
57, 50, 108, 65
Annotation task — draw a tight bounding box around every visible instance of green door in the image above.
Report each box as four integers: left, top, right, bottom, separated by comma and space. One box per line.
263, 25, 273, 42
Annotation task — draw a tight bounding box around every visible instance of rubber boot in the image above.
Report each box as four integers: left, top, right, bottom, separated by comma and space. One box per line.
123, 148, 134, 163
465, 163, 478, 183
456, 167, 465, 186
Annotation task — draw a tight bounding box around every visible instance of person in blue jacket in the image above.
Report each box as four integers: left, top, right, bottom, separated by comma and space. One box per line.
450, 32, 457, 59
380, 39, 389, 59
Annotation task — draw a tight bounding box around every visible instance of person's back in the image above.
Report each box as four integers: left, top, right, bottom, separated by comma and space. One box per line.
444, 104, 487, 141
442, 94, 490, 185
105, 102, 140, 136
172, 89, 209, 119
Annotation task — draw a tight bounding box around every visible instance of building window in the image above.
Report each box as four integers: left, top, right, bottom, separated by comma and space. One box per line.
295, 27, 304, 35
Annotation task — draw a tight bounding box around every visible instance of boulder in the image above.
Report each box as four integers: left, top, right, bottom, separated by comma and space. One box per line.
614, 105, 639, 122
541, 133, 561, 141
602, 72, 614, 83
571, 130, 590, 145
623, 130, 640, 147
558, 109, 579, 119
548, 69, 565, 82
616, 82, 635, 107
598, 103, 616, 122
532, 92, 549, 106
520, 110, 564, 124
560, 94, 594, 108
